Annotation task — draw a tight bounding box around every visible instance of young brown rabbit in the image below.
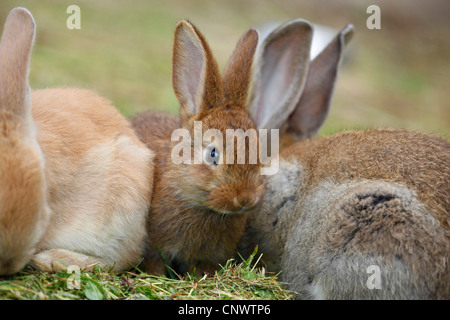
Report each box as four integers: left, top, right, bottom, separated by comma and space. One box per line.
0, 8, 154, 275
131, 19, 308, 275
239, 20, 450, 299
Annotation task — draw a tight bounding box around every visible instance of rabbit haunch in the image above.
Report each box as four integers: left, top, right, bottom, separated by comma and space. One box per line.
131, 20, 266, 276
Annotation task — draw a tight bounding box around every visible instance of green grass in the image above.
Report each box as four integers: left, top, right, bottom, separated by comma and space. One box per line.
0, 249, 294, 300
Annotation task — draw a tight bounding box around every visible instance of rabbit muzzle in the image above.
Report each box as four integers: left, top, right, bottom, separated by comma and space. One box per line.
205, 183, 264, 214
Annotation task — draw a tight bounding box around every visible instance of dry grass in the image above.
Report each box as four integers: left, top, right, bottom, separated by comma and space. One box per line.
0, 249, 294, 300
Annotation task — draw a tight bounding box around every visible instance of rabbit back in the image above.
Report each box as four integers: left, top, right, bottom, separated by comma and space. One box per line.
288, 129, 449, 226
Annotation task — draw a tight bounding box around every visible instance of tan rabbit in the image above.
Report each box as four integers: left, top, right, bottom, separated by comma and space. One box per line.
130, 19, 304, 275
239, 20, 450, 299
0, 8, 154, 275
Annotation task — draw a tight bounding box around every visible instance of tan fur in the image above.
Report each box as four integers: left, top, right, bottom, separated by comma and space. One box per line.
0, 8, 154, 274
0, 8, 49, 274
131, 21, 264, 275
30, 88, 154, 272
0, 119, 48, 273
239, 20, 450, 299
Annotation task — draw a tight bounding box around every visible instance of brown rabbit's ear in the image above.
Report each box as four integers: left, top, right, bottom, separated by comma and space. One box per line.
222, 28, 259, 109
0, 7, 35, 121
172, 20, 223, 126
285, 24, 354, 140
248, 19, 313, 130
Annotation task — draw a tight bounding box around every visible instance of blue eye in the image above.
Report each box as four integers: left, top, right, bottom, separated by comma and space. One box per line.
204, 145, 219, 166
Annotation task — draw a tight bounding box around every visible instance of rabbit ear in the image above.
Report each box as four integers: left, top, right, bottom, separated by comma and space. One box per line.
172, 20, 223, 126
248, 19, 313, 130
285, 24, 354, 140
0, 8, 35, 121
222, 28, 259, 109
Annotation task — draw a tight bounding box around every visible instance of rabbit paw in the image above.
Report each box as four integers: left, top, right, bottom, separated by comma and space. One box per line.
30, 249, 104, 272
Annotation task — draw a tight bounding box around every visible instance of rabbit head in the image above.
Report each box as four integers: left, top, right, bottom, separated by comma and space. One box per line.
0, 8, 49, 275
170, 20, 264, 214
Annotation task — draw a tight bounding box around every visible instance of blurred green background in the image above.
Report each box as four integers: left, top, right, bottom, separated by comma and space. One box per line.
1, 0, 449, 137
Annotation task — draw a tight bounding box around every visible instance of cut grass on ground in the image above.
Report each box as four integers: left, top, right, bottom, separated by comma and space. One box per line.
0, 250, 294, 300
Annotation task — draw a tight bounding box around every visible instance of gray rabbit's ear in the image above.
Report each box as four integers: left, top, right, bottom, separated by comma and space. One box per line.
248, 19, 313, 130
0, 7, 35, 121
285, 24, 354, 140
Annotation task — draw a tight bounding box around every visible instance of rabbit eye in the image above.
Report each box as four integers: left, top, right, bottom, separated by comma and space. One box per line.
204, 145, 219, 166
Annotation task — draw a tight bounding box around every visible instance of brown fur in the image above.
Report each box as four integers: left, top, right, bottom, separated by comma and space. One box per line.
131, 21, 264, 275
286, 129, 450, 232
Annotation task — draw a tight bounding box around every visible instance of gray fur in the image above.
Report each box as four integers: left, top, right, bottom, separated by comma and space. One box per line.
282, 180, 448, 299
239, 159, 303, 271
240, 18, 450, 299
